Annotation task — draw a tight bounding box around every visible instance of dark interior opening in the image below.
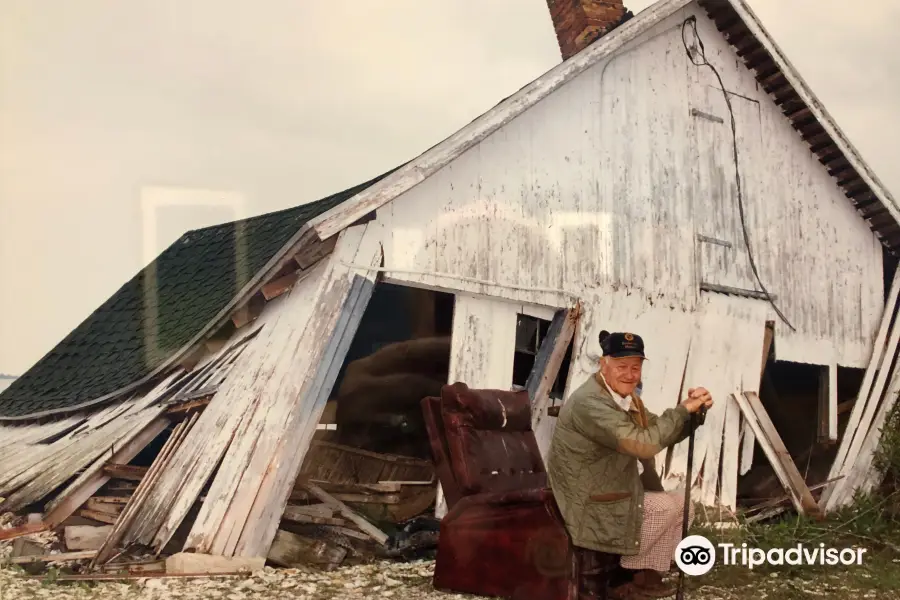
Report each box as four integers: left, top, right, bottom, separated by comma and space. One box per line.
511, 313, 574, 402
323, 282, 456, 460
736, 356, 865, 506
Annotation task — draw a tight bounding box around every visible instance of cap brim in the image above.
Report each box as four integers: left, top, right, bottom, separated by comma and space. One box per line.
607, 351, 647, 359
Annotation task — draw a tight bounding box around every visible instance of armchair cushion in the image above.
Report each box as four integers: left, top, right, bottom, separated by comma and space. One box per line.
440, 382, 547, 496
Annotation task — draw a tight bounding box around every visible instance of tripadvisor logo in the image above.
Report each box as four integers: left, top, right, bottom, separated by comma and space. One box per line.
675, 535, 868, 575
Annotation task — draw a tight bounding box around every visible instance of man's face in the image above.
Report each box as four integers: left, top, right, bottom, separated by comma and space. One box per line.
601, 356, 644, 397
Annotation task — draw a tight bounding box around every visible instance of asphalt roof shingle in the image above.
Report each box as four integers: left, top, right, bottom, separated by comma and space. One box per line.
0, 171, 392, 419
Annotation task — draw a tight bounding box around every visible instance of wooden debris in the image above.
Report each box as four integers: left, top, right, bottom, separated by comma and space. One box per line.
283, 504, 334, 518
262, 272, 300, 301
290, 490, 400, 505
267, 529, 347, 569
0, 521, 49, 542
733, 392, 822, 518
165, 396, 213, 416
10, 551, 96, 565
93, 412, 199, 566
184, 225, 383, 559
165, 552, 265, 575
76, 509, 118, 525
11, 538, 45, 559
823, 263, 900, 509
102, 464, 148, 482
65, 525, 113, 550
303, 484, 388, 545
282, 506, 347, 527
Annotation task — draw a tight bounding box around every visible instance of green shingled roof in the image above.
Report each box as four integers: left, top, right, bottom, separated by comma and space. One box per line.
0, 171, 392, 419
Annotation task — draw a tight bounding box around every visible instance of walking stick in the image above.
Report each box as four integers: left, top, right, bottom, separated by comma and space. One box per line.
675, 405, 706, 600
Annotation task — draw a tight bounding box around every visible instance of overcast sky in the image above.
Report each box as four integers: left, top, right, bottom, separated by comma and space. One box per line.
1, 0, 898, 376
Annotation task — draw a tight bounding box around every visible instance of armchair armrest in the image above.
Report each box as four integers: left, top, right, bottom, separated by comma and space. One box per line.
475, 488, 554, 506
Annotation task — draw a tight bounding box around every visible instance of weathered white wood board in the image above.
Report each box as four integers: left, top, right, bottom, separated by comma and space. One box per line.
662, 294, 768, 510
182, 223, 383, 559
827, 357, 900, 509
116, 264, 325, 553
434, 293, 519, 518
65, 526, 113, 551
0, 373, 178, 514
446, 294, 518, 390
821, 263, 900, 509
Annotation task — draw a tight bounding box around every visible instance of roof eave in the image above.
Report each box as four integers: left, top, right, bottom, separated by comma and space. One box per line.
701, 0, 900, 253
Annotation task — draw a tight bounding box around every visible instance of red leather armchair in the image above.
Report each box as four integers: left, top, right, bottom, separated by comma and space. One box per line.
421, 382, 576, 600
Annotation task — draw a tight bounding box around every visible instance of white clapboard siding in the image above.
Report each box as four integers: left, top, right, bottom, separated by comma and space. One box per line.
372, 5, 881, 374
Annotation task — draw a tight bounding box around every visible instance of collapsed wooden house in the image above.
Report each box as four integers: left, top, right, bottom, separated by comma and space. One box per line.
2, 0, 900, 570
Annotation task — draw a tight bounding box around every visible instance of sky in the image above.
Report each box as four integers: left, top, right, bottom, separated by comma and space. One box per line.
0, 0, 898, 377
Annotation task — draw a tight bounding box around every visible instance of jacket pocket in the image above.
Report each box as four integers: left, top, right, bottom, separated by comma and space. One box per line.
588, 491, 632, 502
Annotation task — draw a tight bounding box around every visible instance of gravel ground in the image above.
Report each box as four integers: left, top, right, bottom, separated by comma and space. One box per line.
2, 560, 897, 600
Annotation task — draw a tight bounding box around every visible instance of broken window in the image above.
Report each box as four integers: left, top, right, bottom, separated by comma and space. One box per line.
512, 313, 574, 402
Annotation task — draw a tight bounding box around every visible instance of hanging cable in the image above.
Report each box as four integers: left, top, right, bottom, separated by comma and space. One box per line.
681, 16, 795, 332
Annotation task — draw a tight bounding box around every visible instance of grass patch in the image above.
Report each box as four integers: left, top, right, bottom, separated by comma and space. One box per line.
675, 402, 900, 598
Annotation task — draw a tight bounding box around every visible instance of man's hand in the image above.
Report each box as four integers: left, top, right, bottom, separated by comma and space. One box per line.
682, 387, 713, 414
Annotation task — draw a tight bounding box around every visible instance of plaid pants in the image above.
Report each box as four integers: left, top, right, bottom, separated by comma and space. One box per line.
620, 490, 694, 572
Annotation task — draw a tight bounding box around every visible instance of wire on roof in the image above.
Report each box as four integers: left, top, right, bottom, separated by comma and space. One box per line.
681, 15, 796, 333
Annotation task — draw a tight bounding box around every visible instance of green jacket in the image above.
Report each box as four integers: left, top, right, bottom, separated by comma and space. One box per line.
546, 373, 693, 554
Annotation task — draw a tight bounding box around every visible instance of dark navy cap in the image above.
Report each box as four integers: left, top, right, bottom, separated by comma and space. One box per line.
598, 330, 646, 359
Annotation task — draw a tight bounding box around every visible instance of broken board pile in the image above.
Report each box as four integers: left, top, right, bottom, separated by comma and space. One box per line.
1, 440, 438, 577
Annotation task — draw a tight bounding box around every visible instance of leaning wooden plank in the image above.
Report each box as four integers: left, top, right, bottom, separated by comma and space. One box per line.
8, 376, 178, 515
123, 289, 300, 552
301, 484, 388, 545
735, 392, 821, 518
527, 304, 580, 440
38, 414, 170, 528
739, 417, 755, 476
10, 551, 96, 565
172, 260, 334, 556
719, 394, 741, 511
184, 224, 382, 558
826, 305, 900, 502
823, 265, 900, 502
232, 227, 383, 558
0, 401, 133, 495
826, 365, 900, 510
93, 413, 196, 566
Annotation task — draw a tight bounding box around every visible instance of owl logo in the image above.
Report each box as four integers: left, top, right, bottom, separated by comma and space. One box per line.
624, 333, 634, 341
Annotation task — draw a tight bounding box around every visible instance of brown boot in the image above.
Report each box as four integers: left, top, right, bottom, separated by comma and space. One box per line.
631, 570, 676, 598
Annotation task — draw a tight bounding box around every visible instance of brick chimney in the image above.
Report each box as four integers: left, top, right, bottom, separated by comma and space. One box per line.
546, 0, 631, 60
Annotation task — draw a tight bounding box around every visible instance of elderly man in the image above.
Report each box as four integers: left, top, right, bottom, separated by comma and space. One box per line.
547, 331, 712, 599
